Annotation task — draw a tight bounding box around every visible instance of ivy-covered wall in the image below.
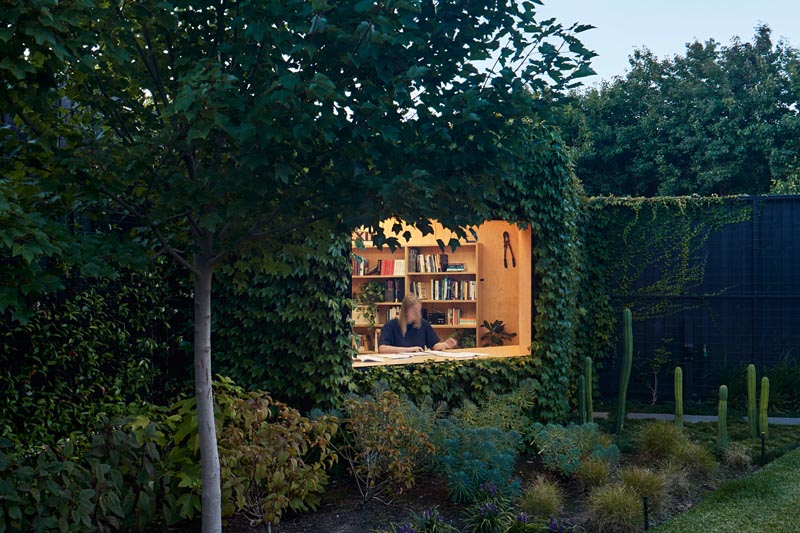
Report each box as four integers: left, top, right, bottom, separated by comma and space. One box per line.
575, 196, 753, 387
211, 230, 355, 411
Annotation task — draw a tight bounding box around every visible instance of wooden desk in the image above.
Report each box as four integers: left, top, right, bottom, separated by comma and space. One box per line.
352, 345, 530, 368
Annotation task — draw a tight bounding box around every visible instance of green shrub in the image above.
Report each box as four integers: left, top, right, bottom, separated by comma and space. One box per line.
451, 379, 538, 434
576, 457, 612, 490
618, 467, 668, 514
518, 476, 563, 519
157, 377, 339, 525
335, 390, 434, 505
0, 415, 163, 532
431, 419, 522, 504
219, 393, 338, 528
0, 268, 179, 446
587, 484, 642, 533
530, 422, 619, 476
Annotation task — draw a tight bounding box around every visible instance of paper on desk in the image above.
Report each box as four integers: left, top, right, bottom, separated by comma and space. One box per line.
384, 353, 415, 359
422, 350, 479, 358
357, 355, 385, 362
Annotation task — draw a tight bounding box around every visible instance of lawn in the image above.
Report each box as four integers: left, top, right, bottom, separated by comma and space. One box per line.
653, 447, 800, 532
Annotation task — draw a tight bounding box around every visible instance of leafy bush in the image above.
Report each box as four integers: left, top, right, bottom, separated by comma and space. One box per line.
518, 476, 563, 519
618, 467, 668, 514
219, 393, 338, 528
530, 423, 619, 476
463, 499, 512, 533
0, 415, 163, 532
156, 377, 338, 526
451, 379, 539, 434
576, 457, 611, 490
0, 267, 181, 446
335, 390, 434, 505
431, 419, 522, 504
586, 484, 642, 533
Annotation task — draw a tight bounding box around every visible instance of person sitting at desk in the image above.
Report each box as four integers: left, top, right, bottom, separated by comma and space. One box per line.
378, 294, 458, 353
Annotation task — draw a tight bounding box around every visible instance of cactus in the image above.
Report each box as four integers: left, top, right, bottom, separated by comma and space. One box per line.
674, 366, 684, 429
585, 356, 594, 423
578, 375, 587, 424
747, 364, 757, 438
759, 376, 770, 439
615, 308, 633, 433
718, 385, 728, 451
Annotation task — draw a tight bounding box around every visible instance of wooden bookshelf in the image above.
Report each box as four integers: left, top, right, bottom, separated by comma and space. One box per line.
351, 220, 532, 355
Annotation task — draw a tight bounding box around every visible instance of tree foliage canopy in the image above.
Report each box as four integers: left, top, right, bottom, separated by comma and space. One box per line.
559, 25, 800, 197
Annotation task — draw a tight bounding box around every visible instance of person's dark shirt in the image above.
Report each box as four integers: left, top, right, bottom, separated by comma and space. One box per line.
379, 318, 440, 349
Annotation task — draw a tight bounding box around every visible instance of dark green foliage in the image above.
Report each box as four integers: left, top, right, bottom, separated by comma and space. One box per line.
559, 25, 800, 196
0, 415, 163, 532
615, 308, 633, 433
0, 265, 184, 446
451, 379, 539, 435
352, 358, 541, 414
431, 419, 522, 504
212, 230, 353, 411
530, 423, 619, 477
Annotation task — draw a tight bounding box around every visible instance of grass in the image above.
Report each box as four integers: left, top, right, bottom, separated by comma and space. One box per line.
652, 447, 800, 532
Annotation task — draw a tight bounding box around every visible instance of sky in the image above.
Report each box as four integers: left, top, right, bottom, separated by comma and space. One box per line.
536, 0, 800, 84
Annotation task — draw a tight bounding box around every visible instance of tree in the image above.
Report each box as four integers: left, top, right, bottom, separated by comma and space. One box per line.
2, 1, 594, 530
559, 25, 800, 196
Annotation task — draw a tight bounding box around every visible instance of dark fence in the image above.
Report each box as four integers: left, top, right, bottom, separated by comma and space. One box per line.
599, 196, 800, 404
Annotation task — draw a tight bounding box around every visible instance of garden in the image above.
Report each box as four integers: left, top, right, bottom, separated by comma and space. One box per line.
4, 1, 800, 532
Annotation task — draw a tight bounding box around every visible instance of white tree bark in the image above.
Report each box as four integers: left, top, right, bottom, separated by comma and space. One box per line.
194, 260, 222, 532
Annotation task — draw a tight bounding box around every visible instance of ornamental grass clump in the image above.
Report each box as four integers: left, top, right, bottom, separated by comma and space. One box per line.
723, 442, 753, 471
637, 421, 685, 460
518, 475, 564, 520
618, 466, 668, 514
587, 484, 641, 533
576, 457, 612, 491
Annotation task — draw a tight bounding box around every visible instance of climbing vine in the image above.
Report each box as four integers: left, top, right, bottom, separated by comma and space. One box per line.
576, 196, 753, 367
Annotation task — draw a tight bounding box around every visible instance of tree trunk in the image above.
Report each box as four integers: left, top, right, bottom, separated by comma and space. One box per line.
194, 260, 222, 532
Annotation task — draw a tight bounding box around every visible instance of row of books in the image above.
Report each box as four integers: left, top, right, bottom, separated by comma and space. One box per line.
408, 248, 449, 273
410, 279, 476, 301
352, 256, 407, 276
446, 308, 477, 326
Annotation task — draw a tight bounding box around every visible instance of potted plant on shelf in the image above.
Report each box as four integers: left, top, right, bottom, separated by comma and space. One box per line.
355, 281, 386, 350
480, 319, 517, 347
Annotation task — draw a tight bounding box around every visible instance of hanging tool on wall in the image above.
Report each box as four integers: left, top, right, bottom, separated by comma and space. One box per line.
503, 231, 516, 268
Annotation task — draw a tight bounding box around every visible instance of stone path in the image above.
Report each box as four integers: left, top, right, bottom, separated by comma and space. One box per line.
594, 412, 800, 425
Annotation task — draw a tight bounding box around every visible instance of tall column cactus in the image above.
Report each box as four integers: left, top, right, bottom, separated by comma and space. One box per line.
718, 385, 728, 451
578, 375, 587, 424
759, 376, 770, 438
615, 308, 633, 433
747, 364, 757, 438
585, 356, 594, 423
674, 366, 684, 429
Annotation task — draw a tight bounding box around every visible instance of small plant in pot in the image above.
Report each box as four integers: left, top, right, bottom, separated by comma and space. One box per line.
355, 281, 386, 349
480, 319, 517, 347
